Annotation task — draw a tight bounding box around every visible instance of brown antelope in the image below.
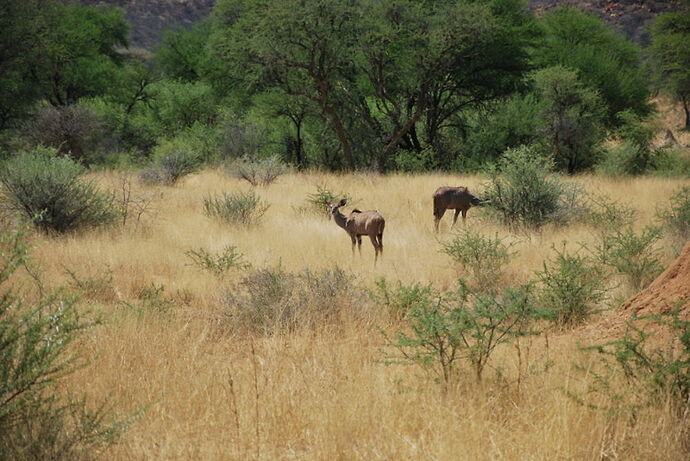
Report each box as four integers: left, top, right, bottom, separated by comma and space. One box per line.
327, 199, 385, 265
433, 186, 484, 232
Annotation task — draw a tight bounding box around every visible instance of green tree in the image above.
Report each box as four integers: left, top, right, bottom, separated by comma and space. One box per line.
0, 1, 129, 131
32, 4, 129, 107
0, 0, 59, 130
209, 0, 362, 169
533, 66, 605, 173
534, 7, 650, 124
358, 0, 535, 168
155, 21, 212, 82
650, 7, 690, 129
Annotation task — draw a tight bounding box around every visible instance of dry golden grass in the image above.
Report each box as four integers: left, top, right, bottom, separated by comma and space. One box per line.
23, 170, 690, 459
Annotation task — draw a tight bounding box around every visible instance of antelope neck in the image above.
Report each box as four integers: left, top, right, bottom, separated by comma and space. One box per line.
333, 208, 349, 230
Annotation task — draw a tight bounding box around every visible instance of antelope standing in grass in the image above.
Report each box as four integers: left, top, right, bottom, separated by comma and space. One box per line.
328, 199, 385, 265
433, 186, 484, 232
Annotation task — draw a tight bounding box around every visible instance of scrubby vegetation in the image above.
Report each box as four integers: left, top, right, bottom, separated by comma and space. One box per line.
1, 0, 690, 458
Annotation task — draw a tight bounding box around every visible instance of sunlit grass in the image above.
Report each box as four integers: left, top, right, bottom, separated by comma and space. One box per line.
24, 169, 690, 459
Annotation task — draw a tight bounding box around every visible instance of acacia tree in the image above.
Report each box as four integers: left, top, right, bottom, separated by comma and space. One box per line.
533, 7, 650, 125
651, 7, 690, 129
0, 1, 129, 132
210, 0, 362, 169
534, 66, 605, 173
209, 0, 534, 170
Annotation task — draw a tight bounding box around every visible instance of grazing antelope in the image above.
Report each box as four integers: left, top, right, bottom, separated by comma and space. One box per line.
433, 186, 484, 232
327, 199, 385, 265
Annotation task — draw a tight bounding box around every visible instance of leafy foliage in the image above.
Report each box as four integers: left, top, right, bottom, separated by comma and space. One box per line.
532, 66, 605, 173
650, 9, 690, 129
0, 148, 117, 233
0, 225, 129, 458
383, 281, 538, 383
536, 244, 609, 326
586, 310, 690, 412
304, 185, 353, 217
185, 245, 251, 278
203, 191, 269, 226
534, 7, 650, 124
440, 229, 515, 292
594, 225, 664, 290
482, 145, 585, 229
586, 194, 637, 233
658, 186, 690, 246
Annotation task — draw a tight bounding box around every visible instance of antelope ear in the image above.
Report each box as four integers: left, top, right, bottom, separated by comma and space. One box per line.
338, 199, 347, 206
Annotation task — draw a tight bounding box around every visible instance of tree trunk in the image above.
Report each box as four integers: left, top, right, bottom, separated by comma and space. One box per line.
323, 104, 355, 170
684, 99, 690, 131
295, 119, 304, 170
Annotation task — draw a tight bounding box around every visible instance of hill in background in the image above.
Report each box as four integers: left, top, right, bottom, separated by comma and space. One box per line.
77, 0, 685, 49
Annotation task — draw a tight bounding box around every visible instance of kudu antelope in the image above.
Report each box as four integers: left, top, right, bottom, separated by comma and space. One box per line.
327, 199, 385, 265
433, 186, 484, 232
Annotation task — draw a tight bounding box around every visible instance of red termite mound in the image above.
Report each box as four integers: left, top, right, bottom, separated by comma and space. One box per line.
619, 241, 690, 318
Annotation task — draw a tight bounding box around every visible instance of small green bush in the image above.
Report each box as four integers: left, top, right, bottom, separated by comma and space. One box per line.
383, 280, 538, 384
0, 148, 117, 233
220, 266, 360, 332
536, 244, 609, 326
594, 225, 664, 290
649, 148, 690, 178
440, 229, 515, 291
225, 155, 290, 186
584, 310, 690, 412
596, 141, 652, 176
393, 148, 438, 173
138, 149, 201, 186
586, 194, 637, 233
0, 225, 129, 458
185, 245, 250, 278
370, 278, 436, 320
304, 185, 353, 217
203, 191, 269, 226
482, 145, 585, 229
658, 186, 690, 245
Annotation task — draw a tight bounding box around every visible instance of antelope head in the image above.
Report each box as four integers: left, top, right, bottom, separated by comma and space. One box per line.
327, 199, 347, 220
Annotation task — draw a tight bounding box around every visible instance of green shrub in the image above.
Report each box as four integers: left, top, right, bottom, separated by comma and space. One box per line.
185, 245, 250, 278
658, 186, 690, 245
154, 123, 221, 164
594, 225, 664, 290
383, 281, 538, 384
440, 229, 515, 292
0, 225, 129, 458
649, 148, 690, 178
203, 191, 269, 226
482, 145, 585, 229
370, 278, 437, 320
225, 155, 290, 186
536, 244, 609, 326
304, 185, 353, 217
584, 310, 690, 412
392, 148, 438, 173
139, 149, 201, 186
596, 141, 652, 176
220, 266, 360, 332
25, 104, 104, 164
0, 148, 117, 233
586, 194, 637, 233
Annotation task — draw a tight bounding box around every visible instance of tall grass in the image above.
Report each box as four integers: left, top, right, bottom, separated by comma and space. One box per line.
9, 170, 689, 460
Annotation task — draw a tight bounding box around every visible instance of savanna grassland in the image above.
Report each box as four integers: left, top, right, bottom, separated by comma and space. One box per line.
20, 170, 689, 460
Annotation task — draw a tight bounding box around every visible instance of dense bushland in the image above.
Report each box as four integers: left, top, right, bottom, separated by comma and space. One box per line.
1, 0, 687, 175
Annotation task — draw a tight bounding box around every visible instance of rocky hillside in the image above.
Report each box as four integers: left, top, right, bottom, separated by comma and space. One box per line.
77, 0, 215, 49
78, 0, 685, 49
530, 0, 686, 45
